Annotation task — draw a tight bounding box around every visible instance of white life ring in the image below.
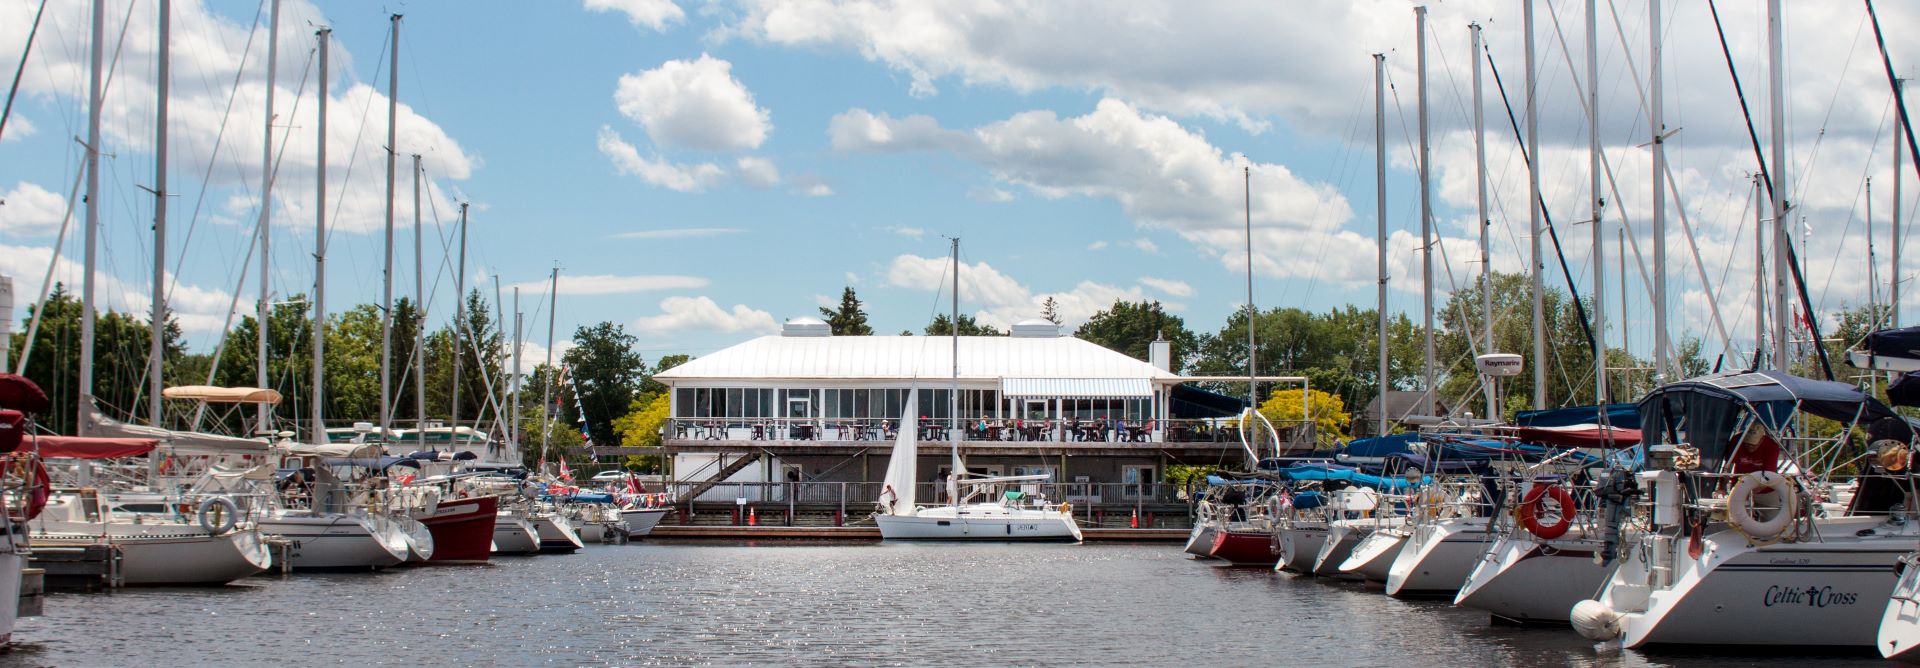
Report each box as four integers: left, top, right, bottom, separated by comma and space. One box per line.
1728, 470, 1797, 543
197, 496, 240, 535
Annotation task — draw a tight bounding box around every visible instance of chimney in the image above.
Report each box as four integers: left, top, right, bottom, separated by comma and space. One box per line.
1148, 329, 1171, 372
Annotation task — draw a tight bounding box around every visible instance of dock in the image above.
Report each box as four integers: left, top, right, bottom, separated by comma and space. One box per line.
648, 526, 1185, 542
29, 544, 123, 591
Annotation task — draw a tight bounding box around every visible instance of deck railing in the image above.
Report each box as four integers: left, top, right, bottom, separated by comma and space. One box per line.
664, 417, 1301, 445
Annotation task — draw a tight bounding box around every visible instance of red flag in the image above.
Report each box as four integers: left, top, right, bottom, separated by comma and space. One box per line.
558, 458, 573, 482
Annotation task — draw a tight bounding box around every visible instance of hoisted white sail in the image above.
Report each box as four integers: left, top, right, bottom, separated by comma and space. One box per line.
878, 393, 918, 516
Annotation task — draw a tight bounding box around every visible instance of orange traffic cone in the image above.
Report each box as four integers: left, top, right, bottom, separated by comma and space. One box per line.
748, 507, 758, 526
1130, 508, 1139, 528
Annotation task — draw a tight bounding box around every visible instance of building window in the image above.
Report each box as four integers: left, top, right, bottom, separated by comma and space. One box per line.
1122, 465, 1156, 498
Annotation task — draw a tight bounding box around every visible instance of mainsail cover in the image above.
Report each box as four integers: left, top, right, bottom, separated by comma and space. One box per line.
878, 393, 918, 516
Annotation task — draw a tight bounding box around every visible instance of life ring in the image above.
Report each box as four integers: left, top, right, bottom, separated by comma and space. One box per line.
10, 457, 46, 521
197, 496, 240, 535
1517, 483, 1575, 540
1728, 470, 1798, 543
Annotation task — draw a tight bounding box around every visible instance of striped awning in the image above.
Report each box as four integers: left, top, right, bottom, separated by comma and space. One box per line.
1000, 377, 1153, 398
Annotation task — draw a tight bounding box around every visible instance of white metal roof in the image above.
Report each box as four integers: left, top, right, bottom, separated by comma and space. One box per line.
1001, 377, 1153, 398
655, 335, 1180, 384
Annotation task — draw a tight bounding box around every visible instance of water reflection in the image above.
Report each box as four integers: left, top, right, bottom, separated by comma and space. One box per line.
0, 543, 1890, 667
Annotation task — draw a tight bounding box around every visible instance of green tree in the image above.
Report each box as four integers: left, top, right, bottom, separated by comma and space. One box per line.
1040, 297, 1062, 325
562, 321, 646, 445
818, 287, 873, 335
7, 284, 187, 433
613, 392, 671, 449
1073, 299, 1198, 373
924, 313, 1002, 336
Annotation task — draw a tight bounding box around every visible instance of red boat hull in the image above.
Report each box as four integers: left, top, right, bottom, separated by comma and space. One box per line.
1210, 529, 1278, 567
415, 495, 498, 564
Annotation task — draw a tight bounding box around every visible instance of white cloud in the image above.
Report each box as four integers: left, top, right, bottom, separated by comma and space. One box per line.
1138, 276, 1192, 298
632, 296, 778, 334
0, 181, 71, 237
840, 99, 1357, 283
828, 109, 962, 151
884, 253, 1171, 329
596, 126, 724, 192
584, 0, 685, 31
614, 54, 771, 151
1, 115, 32, 142
969, 187, 1014, 203
1086, 240, 1108, 251
1127, 238, 1159, 254
513, 339, 577, 375
0, 244, 233, 335
515, 273, 710, 296
799, 182, 834, 197
736, 156, 782, 188
610, 227, 744, 240
889, 226, 926, 238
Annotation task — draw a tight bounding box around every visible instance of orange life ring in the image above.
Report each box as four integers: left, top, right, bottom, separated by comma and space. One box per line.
1518, 483, 1574, 540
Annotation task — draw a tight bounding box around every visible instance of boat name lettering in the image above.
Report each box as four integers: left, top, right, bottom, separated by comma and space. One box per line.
1766, 557, 1811, 566
1762, 585, 1858, 608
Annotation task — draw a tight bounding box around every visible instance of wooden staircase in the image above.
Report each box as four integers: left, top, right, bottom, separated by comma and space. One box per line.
674, 451, 765, 504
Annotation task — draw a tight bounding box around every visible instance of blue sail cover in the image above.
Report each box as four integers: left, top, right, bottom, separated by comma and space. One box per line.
1861, 325, 1920, 363
1515, 403, 1641, 430
1269, 462, 1426, 492
1342, 432, 1422, 459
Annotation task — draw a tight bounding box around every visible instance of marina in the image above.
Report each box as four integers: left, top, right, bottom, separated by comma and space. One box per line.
5, 0, 1920, 664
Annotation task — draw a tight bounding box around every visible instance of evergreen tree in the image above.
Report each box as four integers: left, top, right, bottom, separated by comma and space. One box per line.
818, 287, 873, 335
925, 313, 1002, 336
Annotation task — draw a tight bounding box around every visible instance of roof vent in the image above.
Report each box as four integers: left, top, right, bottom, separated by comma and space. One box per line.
782, 316, 832, 337
1010, 319, 1061, 338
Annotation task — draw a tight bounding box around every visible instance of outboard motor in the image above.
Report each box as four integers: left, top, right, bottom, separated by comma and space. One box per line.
1594, 468, 1640, 565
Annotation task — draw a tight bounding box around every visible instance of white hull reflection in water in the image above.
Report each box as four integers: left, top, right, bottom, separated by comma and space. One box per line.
13, 543, 1844, 667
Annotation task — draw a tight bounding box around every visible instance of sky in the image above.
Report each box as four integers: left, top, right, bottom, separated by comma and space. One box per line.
1, 0, 1917, 375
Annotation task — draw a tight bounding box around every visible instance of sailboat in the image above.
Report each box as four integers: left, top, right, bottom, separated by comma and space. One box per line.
872, 240, 1081, 542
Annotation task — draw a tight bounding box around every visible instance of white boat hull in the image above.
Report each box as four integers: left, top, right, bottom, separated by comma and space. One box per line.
875, 506, 1082, 542
33, 527, 273, 585
259, 514, 409, 571
1880, 553, 1920, 659
1312, 521, 1368, 578
1339, 526, 1407, 582
621, 508, 668, 537
576, 522, 606, 544
1455, 530, 1607, 623
533, 514, 584, 553
1273, 524, 1327, 574
1585, 517, 1908, 648
1183, 521, 1218, 557
492, 515, 540, 555
0, 550, 21, 646
1386, 518, 1491, 598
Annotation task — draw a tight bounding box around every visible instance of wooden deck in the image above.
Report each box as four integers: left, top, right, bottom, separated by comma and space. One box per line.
646, 526, 1185, 542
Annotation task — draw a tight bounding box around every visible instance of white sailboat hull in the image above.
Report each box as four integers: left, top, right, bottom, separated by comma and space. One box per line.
1585, 516, 1909, 648
1273, 523, 1328, 574
492, 515, 540, 555
621, 508, 667, 537
1385, 518, 1490, 598
1455, 529, 1607, 623
1311, 520, 1368, 578
875, 506, 1082, 542
1880, 553, 1920, 659
1183, 520, 1218, 557
576, 522, 606, 544
533, 513, 584, 553
259, 514, 409, 571
0, 550, 21, 646
32, 521, 273, 585
1339, 524, 1407, 581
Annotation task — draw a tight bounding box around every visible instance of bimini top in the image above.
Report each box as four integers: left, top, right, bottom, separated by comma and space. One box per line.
33, 435, 159, 459
162, 385, 283, 404
1639, 369, 1894, 425
0, 374, 51, 414
653, 335, 1180, 383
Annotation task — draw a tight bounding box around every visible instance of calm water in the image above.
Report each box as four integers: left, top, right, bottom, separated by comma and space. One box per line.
0, 542, 1888, 667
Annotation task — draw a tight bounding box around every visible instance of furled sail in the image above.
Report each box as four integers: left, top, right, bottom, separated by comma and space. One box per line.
877, 393, 918, 516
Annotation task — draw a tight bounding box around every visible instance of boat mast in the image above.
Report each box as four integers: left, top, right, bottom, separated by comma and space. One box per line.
257, 0, 280, 436
1767, 0, 1789, 371
1896, 78, 1906, 330
1244, 166, 1257, 431
1374, 53, 1388, 437
78, 0, 103, 435
450, 202, 468, 433
1471, 23, 1492, 417
380, 14, 401, 438
1649, 0, 1667, 383
1416, 6, 1434, 406
1586, 0, 1606, 407
512, 288, 522, 451
539, 265, 558, 471
311, 27, 329, 445
1753, 175, 1765, 365
149, 0, 171, 427
413, 154, 424, 450
1525, 0, 1546, 408
949, 236, 962, 482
